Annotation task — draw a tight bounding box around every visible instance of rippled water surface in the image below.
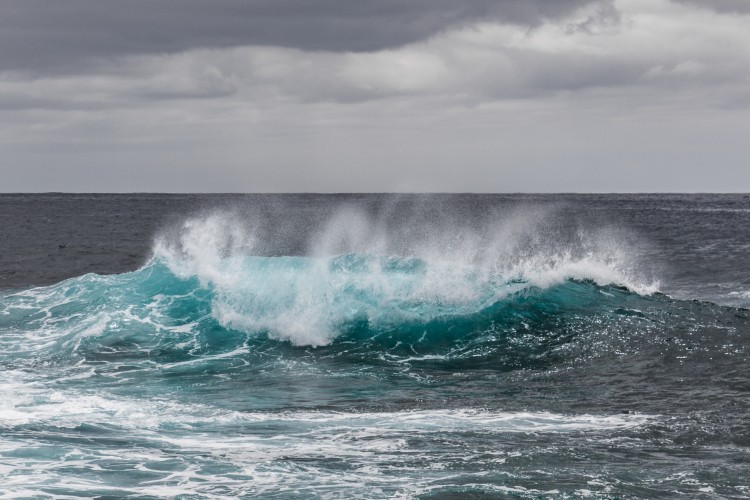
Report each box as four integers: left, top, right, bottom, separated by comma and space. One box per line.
1, 194, 749, 498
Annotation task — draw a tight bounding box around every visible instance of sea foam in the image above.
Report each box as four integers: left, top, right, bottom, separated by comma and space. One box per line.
150, 205, 658, 346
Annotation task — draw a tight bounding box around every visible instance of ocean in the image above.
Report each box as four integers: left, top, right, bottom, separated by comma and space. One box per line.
1, 193, 748, 498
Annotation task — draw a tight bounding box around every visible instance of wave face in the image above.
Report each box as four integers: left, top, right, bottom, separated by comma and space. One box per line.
0, 255, 656, 367
2, 202, 749, 498
151, 209, 658, 345
1, 208, 659, 358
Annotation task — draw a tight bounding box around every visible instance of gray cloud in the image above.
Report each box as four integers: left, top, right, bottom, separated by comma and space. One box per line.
1, 0, 749, 193
674, 0, 750, 13
2, 0, 749, 113
1, 0, 601, 74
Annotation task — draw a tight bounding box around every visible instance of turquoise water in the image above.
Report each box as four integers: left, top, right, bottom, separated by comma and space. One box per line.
1, 199, 749, 498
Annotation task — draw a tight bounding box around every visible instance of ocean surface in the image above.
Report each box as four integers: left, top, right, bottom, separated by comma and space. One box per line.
1, 193, 749, 498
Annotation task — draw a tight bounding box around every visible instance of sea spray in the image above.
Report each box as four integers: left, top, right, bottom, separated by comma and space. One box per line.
148, 206, 658, 345
2, 194, 748, 498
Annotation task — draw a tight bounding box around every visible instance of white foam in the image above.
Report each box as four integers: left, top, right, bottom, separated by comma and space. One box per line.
0, 377, 657, 499
151, 207, 659, 346
0, 375, 653, 433
153, 212, 256, 289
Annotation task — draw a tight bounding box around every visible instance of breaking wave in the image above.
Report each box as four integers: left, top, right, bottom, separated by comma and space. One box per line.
0, 207, 668, 365
2, 202, 749, 498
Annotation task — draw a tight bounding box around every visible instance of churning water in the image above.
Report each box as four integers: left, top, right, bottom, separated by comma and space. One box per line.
1, 194, 748, 498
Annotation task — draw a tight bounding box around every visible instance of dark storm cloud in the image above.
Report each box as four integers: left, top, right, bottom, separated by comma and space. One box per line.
1, 0, 601, 74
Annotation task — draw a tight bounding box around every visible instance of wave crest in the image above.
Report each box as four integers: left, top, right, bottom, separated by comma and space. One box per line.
149, 208, 659, 346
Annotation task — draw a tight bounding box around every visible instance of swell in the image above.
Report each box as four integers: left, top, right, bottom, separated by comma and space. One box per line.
0, 208, 699, 370
2, 252, 749, 394
0, 255, 670, 360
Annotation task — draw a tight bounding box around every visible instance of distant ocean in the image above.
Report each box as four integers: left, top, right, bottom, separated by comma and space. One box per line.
1, 193, 749, 498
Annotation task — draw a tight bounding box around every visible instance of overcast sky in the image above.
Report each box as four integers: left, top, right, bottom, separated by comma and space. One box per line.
1, 0, 749, 192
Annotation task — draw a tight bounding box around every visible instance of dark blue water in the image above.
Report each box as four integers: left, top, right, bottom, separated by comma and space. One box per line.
1, 194, 749, 498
